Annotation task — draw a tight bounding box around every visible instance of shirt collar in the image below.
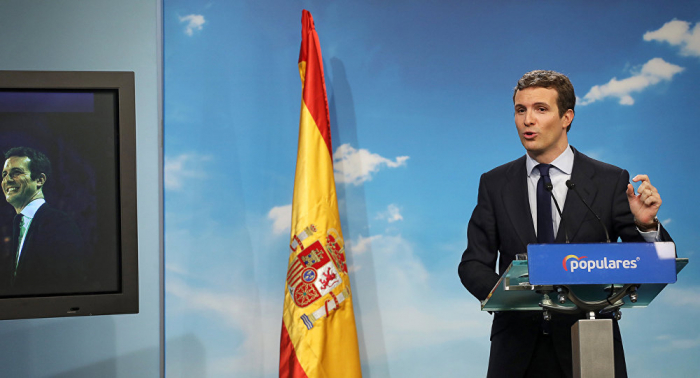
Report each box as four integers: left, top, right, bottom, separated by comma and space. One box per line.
526, 144, 574, 176
20, 199, 45, 219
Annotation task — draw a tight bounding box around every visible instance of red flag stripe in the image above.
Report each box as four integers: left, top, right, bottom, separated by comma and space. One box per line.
279, 323, 309, 378
299, 10, 333, 159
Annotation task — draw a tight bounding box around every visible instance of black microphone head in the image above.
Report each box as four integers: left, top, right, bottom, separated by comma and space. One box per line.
565, 180, 575, 189
545, 182, 554, 192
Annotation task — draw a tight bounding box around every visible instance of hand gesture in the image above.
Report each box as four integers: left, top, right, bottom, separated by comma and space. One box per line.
626, 174, 661, 230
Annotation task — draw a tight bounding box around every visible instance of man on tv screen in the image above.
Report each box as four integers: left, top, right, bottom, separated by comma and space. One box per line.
458, 70, 672, 378
0, 146, 87, 296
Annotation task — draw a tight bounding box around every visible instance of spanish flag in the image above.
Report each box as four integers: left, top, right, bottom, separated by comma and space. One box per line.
279, 10, 362, 378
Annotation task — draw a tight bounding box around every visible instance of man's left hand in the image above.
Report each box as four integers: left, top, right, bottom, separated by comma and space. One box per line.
626, 174, 661, 231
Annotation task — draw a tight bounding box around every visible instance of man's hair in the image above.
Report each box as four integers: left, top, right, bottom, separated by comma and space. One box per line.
5, 146, 52, 182
513, 70, 576, 132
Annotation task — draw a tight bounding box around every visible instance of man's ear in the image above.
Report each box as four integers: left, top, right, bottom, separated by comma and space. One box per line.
562, 109, 574, 129
35, 173, 46, 189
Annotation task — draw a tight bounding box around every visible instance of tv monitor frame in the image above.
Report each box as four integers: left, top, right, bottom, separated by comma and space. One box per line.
0, 70, 138, 320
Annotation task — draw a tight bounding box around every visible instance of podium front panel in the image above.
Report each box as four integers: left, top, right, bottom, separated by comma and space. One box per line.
528, 242, 676, 285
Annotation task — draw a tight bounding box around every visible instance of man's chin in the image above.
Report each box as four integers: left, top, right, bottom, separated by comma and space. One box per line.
520, 139, 537, 149
6, 198, 22, 209
522, 144, 543, 156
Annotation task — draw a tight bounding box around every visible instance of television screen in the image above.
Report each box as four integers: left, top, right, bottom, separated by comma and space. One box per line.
0, 71, 138, 319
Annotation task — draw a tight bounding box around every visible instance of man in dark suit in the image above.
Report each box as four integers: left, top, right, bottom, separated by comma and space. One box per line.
458, 70, 671, 378
0, 147, 86, 296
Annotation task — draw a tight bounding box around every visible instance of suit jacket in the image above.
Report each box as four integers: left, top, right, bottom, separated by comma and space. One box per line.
458, 146, 671, 378
2, 204, 87, 296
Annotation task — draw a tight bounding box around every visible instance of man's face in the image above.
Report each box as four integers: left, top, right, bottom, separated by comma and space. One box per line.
514, 86, 573, 163
1, 156, 44, 211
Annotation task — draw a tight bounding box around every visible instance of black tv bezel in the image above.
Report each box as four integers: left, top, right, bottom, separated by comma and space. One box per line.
0, 70, 138, 320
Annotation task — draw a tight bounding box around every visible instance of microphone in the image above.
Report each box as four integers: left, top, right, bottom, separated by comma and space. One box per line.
545, 182, 569, 243
565, 180, 610, 243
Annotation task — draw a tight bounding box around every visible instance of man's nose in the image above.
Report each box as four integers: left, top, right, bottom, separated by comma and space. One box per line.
523, 110, 535, 125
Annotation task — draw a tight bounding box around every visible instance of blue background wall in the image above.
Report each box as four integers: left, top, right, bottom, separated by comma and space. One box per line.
0, 1, 162, 377
164, 1, 700, 378
0, 1, 695, 378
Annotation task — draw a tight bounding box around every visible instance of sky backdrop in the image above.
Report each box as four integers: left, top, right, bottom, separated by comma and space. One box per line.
164, 1, 700, 377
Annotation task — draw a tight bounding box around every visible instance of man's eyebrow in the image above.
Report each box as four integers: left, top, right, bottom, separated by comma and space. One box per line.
514, 101, 550, 107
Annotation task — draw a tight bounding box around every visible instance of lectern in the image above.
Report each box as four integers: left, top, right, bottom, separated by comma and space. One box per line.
481, 242, 688, 378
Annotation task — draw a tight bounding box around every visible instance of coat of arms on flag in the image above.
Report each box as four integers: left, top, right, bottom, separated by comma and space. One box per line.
287, 232, 344, 308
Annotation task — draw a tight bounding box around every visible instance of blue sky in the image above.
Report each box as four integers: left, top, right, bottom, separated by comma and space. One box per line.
164, 1, 700, 377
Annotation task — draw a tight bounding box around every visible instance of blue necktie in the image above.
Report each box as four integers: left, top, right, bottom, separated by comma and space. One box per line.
536, 164, 555, 243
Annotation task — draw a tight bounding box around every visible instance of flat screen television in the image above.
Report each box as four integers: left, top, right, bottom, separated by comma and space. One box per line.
0, 71, 138, 319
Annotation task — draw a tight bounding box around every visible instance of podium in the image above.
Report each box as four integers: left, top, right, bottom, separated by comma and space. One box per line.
481, 242, 688, 378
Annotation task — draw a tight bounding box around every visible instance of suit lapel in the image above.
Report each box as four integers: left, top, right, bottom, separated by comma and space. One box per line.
502, 157, 537, 247
557, 148, 598, 242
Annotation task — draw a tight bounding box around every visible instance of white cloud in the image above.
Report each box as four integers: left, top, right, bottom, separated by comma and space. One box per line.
653, 333, 700, 351
347, 234, 383, 256
167, 278, 281, 376
179, 14, 206, 36
668, 336, 700, 350
349, 233, 490, 361
644, 20, 700, 57
376, 204, 404, 223
267, 204, 292, 235
165, 207, 293, 376
578, 58, 684, 106
579, 148, 604, 161
333, 144, 408, 186
658, 286, 700, 308
164, 153, 213, 191
165, 263, 190, 276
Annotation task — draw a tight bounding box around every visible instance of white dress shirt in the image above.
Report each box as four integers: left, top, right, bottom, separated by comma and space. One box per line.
17, 198, 46, 261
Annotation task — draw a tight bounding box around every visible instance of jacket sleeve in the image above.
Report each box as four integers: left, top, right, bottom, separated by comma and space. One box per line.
612, 169, 673, 243
458, 174, 501, 301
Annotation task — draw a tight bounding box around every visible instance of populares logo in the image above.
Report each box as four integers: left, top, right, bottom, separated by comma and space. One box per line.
562, 254, 640, 273
562, 255, 586, 271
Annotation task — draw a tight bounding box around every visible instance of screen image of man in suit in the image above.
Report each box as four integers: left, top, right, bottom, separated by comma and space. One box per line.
0, 146, 86, 296
458, 70, 672, 378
